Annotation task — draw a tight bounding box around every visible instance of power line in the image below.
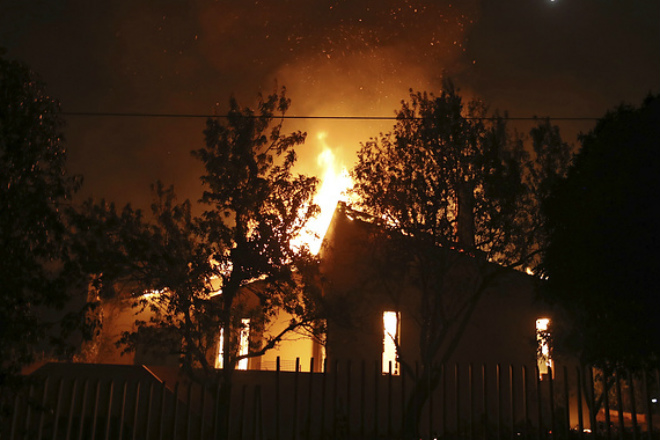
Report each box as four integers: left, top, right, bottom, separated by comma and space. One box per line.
62, 111, 600, 121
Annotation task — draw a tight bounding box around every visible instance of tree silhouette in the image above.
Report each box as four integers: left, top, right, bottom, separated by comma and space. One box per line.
541, 94, 660, 369
72, 88, 322, 438
349, 80, 571, 438
0, 55, 81, 393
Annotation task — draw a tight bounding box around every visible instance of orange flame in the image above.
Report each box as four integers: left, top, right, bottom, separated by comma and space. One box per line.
292, 132, 353, 254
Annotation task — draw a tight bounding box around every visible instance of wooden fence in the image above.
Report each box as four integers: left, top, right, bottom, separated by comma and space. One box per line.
2, 360, 659, 440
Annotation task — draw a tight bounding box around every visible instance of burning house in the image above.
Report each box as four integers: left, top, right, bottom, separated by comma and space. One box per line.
84, 200, 554, 377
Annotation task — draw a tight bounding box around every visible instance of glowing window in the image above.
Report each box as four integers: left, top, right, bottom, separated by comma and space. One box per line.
237, 318, 250, 370
382, 311, 400, 375
536, 318, 553, 379
215, 318, 250, 370
215, 327, 224, 369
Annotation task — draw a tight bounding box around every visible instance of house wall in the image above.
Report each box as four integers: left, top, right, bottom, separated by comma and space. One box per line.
319, 204, 554, 370
90, 292, 321, 372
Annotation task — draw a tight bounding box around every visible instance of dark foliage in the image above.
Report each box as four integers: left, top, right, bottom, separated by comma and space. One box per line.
0, 55, 81, 391
542, 94, 660, 368
350, 80, 572, 438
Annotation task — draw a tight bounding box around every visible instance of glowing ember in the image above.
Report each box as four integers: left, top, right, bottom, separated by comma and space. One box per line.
292, 132, 353, 255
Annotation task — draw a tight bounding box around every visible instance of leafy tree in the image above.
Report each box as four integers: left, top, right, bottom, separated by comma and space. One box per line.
0, 55, 81, 393
72, 89, 322, 438
193, 89, 321, 376
541, 94, 660, 370
350, 80, 570, 438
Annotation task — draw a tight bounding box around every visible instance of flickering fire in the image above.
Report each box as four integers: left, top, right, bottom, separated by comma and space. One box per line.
292, 132, 353, 255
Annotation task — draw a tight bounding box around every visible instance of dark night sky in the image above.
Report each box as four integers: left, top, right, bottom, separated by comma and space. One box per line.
2, 0, 658, 209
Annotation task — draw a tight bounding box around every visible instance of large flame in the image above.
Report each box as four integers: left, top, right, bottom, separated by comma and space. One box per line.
292, 132, 353, 255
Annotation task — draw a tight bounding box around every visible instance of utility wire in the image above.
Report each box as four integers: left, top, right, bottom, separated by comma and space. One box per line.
62, 111, 600, 121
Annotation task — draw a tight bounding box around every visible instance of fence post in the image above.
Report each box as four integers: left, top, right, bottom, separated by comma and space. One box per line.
145, 381, 154, 440
586, 367, 597, 438
306, 357, 314, 440
320, 358, 326, 439
442, 364, 446, 440
24, 381, 36, 439
576, 367, 584, 440
456, 363, 461, 439
199, 382, 206, 440
511, 365, 516, 440
36, 376, 50, 440
535, 366, 543, 440
548, 366, 555, 440
104, 379, 115, 440
332, 359, 338, 440
348, 359, 353, 438
9, 389, 20, 440
643, 370, 652, 440
131, 381, 141, 440
293, 357, 300, 440
374, 360, 379, 440
603, 370, 612, 440
401, 362, 406, 439
239, 385, 246, 440
388, 361, 392, 439
361, 360, 366, 440
615, 370, 625, 440
158, 381, 166, 440
118, 381, 128, 440
51, 378, 64, 440
275, 356, 280, 440
469, 363, 474, 440
173, 382, 181, 440
76, 379, 88, 440
629, 369, 638, 440
484, 364, 489, 440
91, 379, 101, 440
185, 381, 193, 440
253, 385, 262, 440
562, 367, 570, 440
522, 366, 529, 440
497, 363, 502, 440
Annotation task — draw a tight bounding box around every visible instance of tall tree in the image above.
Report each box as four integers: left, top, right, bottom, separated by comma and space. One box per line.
72, 88, 322, 437
350, 81, 570, 438
0, 55, 81, 392
193, 89, 321, 376
541, 94, 660, 369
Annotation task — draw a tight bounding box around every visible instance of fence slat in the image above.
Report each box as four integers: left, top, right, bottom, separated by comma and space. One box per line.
484, 364, 489, 440
587, 367, 597, 439
118, 381, 127, 440
576, 367, 584, 440
522, 366, 529, 440
563, 366, 570, 440
104, 379, 114, 440
469, 363, 474, 440
615, 370, 625, 440
51, 378, 64, 440
644, 370, 652, 440
9, 390, 20, 440
23, 381, 35, 439
629, 369, 639, 440
90, 380, 101, 440
603, 370, 612, 440
131, 381, 141, 440
16, 361, 660, 440
535, 366, 543, 440
77, 379, 88, 440
158, 381, 166, 440
374, 360, 379, 439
